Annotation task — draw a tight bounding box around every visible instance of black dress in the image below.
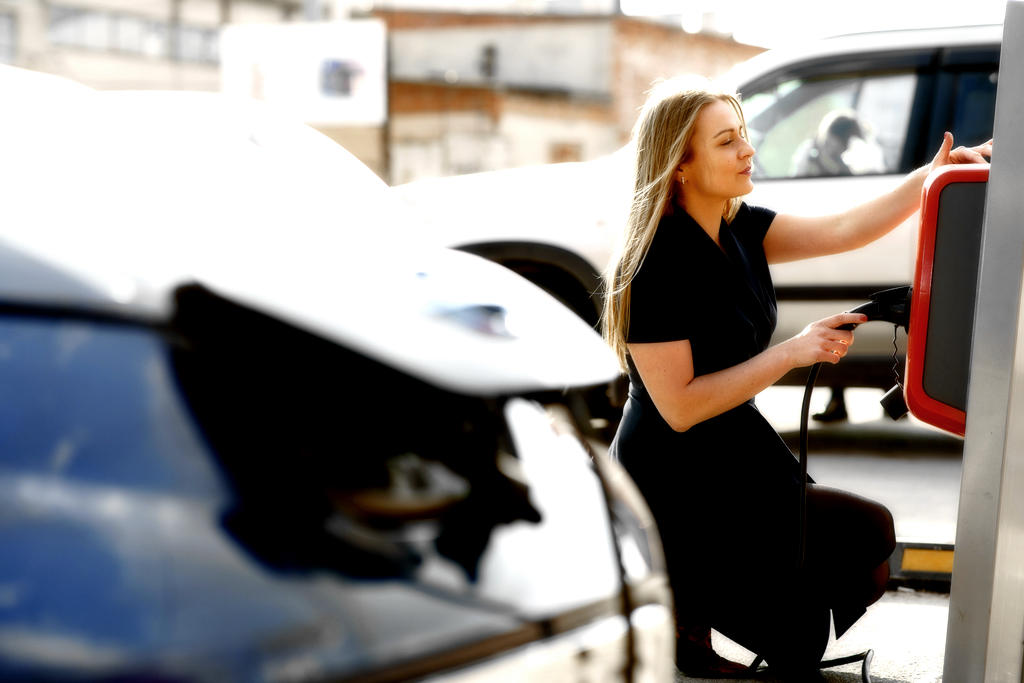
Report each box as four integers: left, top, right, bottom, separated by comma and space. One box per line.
609, 203, 893, 669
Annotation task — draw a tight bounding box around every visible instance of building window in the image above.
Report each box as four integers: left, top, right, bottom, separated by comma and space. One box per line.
321, 59, 363, 96
177, 25, 219, 64
49, 5, 219, 64
0, 11, 15, 64
48, 6, 87, 48
111, 15, 167, 58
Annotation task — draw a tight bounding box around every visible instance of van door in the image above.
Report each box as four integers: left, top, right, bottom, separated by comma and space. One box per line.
741, 52, 938, 370
925, 46, 999, 154
737, 45, 996, 384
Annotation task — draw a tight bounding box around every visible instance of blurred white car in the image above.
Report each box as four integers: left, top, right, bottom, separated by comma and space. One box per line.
0, 66, 674, 682
389, 24, 1000, 423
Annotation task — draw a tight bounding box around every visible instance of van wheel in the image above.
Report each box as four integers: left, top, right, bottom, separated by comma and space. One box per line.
502, 261, 623, 443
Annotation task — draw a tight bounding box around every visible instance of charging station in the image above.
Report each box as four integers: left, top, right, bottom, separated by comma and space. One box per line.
905, 164, 989, 437
935, 2, 1024, 679
844, 4, 1024, 678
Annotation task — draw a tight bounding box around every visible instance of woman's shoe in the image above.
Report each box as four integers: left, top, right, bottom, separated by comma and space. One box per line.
676, 623, 750, 679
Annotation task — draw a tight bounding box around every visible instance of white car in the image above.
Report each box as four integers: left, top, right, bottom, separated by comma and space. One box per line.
0, 66, 674, 682
389, 24, 1000, 425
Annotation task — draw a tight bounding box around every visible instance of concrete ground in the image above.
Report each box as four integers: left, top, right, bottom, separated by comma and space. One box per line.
677, 588, 949, 682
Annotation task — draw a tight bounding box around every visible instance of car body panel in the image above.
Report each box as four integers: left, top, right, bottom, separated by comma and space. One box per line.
388, 147, 634, 276
0, 323, 649, 681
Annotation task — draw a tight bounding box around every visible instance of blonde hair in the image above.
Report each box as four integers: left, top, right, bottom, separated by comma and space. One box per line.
602, 77, 748, 370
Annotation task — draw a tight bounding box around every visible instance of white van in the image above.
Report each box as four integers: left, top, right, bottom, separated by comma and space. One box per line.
389, 24, 1001, 430
723, 24, 999, 416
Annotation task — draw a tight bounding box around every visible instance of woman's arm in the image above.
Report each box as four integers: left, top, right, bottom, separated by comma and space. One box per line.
763, 133, 993, 264
630, 312, 866, 432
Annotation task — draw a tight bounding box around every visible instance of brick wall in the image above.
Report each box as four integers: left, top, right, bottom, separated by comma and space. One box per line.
389, 80, 618, 182
613, 16, 764, 142
390, 80, 503, 121
374, 8, 609, 30
382, 9, 766, 179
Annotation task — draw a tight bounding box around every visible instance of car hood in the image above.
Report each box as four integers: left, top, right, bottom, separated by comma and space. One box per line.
193, 244, 620, 395
0, 70, 619, 395
387, 145, 633, 272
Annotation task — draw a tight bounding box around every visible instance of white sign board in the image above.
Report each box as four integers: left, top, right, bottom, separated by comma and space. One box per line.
220, 20, 386, 126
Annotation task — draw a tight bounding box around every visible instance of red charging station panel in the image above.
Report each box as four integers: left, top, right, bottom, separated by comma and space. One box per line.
906, 164, 989, 437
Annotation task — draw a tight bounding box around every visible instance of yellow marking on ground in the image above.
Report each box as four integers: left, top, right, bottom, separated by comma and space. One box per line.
902, 548, 954, 573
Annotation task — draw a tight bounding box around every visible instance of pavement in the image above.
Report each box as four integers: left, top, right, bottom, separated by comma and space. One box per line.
757, 386, 963, 456
650, 386, 960, 682
674, 587, 949, 682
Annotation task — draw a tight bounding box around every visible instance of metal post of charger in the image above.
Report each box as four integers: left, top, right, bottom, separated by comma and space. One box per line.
944, 2, 1024, 679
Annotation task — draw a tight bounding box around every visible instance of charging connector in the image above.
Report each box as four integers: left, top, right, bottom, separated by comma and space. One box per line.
834, 286, 913, 420
839, 286, 912, 332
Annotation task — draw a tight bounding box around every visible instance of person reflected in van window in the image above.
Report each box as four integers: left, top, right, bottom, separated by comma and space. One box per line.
602, 76, 991, 681
794, 109, 870, 177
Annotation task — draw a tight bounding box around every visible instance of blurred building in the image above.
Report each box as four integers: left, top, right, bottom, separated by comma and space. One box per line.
220, 16, 389, 176
0, 1, 304, 90
381, 9, 763, 183
0, 1, 762, 183
0, 1, 390, 172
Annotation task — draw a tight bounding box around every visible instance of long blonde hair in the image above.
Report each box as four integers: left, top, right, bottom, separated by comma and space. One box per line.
602, 77, 748, 371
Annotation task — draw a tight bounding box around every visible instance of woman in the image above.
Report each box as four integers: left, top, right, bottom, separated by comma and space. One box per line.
602, 78, 991, 681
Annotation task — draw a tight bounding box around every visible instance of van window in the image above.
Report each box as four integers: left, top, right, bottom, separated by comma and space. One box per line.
744, 72, 917, 179
952, 69, 997, 147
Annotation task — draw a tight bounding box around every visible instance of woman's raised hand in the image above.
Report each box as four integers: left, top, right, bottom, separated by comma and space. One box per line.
930, 132, 993, 171
784, 313, 868, 367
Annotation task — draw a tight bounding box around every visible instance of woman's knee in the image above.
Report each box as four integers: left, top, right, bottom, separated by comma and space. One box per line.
867, 560, 890, 605
807, 485, 896, 562
876, 505, 896, 555
856, 496, 896, 561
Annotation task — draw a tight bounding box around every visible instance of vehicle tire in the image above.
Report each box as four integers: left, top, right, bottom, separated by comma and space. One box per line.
502, 259, 624, 443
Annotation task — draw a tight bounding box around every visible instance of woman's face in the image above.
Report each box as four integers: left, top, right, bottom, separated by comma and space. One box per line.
677, 99, 756, 202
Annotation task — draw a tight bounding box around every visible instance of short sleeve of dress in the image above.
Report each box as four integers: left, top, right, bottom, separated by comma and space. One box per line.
736, 203, 776, 244
626, 219, 695, 344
